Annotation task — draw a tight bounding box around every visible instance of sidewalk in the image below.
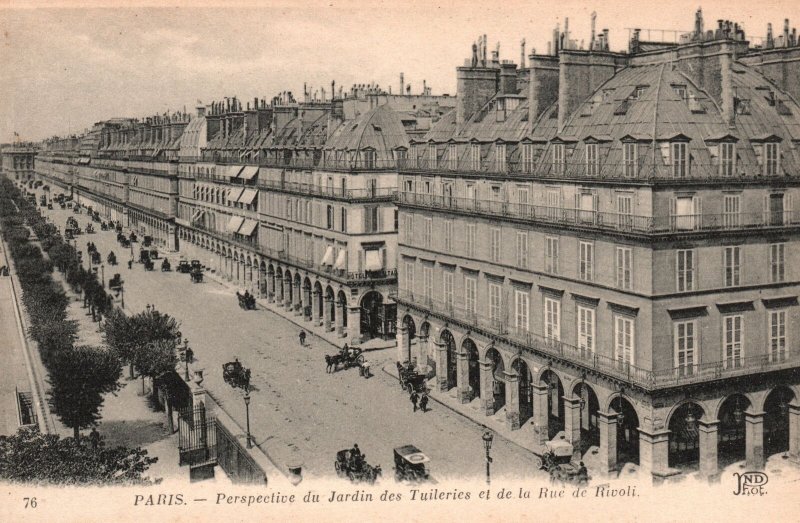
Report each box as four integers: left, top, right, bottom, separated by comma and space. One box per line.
202, 268, 396, 353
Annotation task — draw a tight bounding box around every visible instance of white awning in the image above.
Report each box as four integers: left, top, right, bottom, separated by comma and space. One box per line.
238, 189, 258, 205
228, 187, 245, 202
191, 209, 205, 224
226, 215, 245, 233
334, 249, 347, 270
321, 246, 334, 266
365, 249, 382, 271
237, 219, 258, 237
239, 166, 259, 180
228, 165, 244, 178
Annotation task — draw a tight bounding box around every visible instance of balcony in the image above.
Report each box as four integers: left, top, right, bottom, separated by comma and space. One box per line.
398, 192, 800, 235
257, 180, 396, 201
392, 288, 800, 391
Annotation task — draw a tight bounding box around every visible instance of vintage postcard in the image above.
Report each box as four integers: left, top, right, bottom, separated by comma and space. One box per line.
1, 1, 799, 521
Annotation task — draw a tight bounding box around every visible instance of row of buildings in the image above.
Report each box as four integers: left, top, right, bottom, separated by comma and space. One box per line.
5, 9, 800, 481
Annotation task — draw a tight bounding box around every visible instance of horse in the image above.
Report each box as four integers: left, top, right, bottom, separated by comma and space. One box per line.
325, 354, 343, 373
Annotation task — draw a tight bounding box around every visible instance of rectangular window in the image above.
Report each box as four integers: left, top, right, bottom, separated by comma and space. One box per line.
673, 195, 698, 230
404, 261, 414, 292
489, 283, 501, 324
465, 276, 477, 315
447, 144, 457, 170
586, 143, 599, 176
364, 206, 379, 233
614, 316, 635, 365
515, 290, 529, 332
617, 194, 633, 229
428, 144, 437, 168
675, 320, 697, 376
578, 192, 595, 223
470, 144, 481, 170
545, 236, 559, 274
724, 315, 743, 368
518, 187, 529, 206
770, 243, 785, 283
443, 271, 454, 308
769, 310, 787, 362
423, 217, 432, 248
720, 142, 736, 177
516, 231, 528, 269
724, 246, 741, 287
671, 142, 688, 178
490, 228, 501, 262
577, 306, 595, 354
546, 188, 560, 219
552, 143, 565, 175
522, 143, 534, 173
326, 205, 333, 229
466, 224, 476, 257
423, 265, 433, 300
405, 214, 414, 240
544, 297, 560, 341
443, 220, 453, 252
496, 144, 507, 172
765, 143, 779, 176
676, 249, 695, 292
579, 241, 594, 281
615, 246, 632, 290
723, 194, 741, 228
340, 208, 347, 232
623, 142, 637, 177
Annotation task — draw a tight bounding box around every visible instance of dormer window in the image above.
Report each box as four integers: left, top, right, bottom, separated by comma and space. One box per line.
552, 143, 565, 175
632, 85, 648, 100
622, 141, 638, 177
363, 149, 376, 169
496, 143, 507, 172
586, 143, 599, 176
720, 142, 736, 177
521, 143, 534, 173
672, 84, 687, 101
447, 144, 457, 170
496, 99, 506, 122
667, 141, 688, 178
427, 143, 437, 168
765, 143, 780, 176
470, 144, 481, 171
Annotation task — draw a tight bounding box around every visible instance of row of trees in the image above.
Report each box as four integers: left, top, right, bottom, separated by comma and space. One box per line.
0, 178, 164, 484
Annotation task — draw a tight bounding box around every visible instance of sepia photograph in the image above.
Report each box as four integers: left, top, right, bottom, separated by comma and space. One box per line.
1, 1, 799, 521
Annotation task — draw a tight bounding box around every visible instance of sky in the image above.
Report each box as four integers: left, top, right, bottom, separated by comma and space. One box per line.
0, 0, 798, 142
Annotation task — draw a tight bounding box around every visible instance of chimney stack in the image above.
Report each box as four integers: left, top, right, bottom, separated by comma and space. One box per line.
590, 12, 597, 50
400, 72, 405, 95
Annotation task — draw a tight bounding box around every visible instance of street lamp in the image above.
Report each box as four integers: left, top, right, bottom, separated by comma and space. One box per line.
101, 264, 105, 288
244, 391, 253, 449
482, 430, 494, 485
114, 284, 125, 309
183, 338, 190, 381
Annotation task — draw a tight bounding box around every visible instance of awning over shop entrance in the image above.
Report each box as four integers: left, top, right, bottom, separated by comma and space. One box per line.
237, 220, 258, 237
226, 215, 245, 233
321, 246, 334, 266
365, 249, 383, 271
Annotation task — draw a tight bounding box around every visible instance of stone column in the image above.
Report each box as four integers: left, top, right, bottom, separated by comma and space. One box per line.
323, 297, 333, 332
790, 403, 800, 464
275, 276, 283, 304
698, 419, 720, 480
505, 371, 520, 430
335, 302, 345, 336
397, 325, 408, 363
312, 291, 321, 324
304, 287, 312, 320
597, 411, 618, 475
532, 385, 550, 446
479, 360, 494, 414
294, 281, 302, 315
167, 224, 177, 251
347, 305, 360, 341
564, 396, 583, 461
284, 278, 293, 310
745, 412, 766, 471
456, 352, 471, 404
418, 335, 429, 370
638, 428, 670, 477
435, 341, 448, 392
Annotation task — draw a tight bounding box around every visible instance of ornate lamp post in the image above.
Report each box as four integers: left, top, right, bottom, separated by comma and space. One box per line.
223, 359, 253, 449
244, 391, 253, 449
482, 430, 494, 485
101, 264, 105, 288
183, 338, 190, 381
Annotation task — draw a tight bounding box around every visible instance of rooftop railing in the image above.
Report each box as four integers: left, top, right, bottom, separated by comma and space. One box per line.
393, 288, 800, 390
398, 192, 800, 234
257, 180, 397, 200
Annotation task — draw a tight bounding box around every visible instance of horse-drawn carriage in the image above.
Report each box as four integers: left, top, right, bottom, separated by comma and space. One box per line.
107, 251, 117, 266
161, 258, 171, 272
334, 448, 382, 484
139, 248, 151, 264
539, 440, 590, 485
177, 260, 191, 273
100, 221, 108, 231
85, 223, 95, 234
190, 267, 203, 283
393, 445, 431, 482
222, 359, 251, 391
325, 346, 365, 373
143, 235, 153, 247
108, 273, 123, 291
397, 362, 427, 393
236, 291, 256, 310
91, 250, 101, 265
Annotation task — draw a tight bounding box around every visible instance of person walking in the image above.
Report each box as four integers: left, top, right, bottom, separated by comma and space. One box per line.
89, 427, 101, 449
419, 391, 429, 412
410, 390, 419, 412
299, 330, 306, 347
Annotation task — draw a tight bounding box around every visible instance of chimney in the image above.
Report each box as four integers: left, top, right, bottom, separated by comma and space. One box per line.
557, 50, 617, 132
499, 62, 518, 94
400, 72, 405, 95
528, 54, 560, 123
590, 12, 597, 50
784, 19, 791, 47
456, 64, 499, 127
720, 42, 735, 127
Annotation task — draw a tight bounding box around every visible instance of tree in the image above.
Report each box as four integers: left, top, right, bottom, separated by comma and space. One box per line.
0, 428, 159, 485
135, 339, 178, 399
48, 345, 122, 440
103, 309, 140, 379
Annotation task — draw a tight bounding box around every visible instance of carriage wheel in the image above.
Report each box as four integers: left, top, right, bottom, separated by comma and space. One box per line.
347, 471, 356, 482
356, 354, 365, 365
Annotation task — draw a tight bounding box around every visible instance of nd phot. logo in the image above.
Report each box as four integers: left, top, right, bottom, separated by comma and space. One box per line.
732, 471, 768, 496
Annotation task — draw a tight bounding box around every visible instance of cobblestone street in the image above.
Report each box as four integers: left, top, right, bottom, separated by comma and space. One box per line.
40, 196, 544, 482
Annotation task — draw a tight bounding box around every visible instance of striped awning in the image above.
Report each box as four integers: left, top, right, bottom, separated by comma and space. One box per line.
237, 220, 258, 237
226, 215, 245, 233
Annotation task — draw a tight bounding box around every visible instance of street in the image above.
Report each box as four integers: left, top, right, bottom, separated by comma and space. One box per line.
38, 194, 544, 482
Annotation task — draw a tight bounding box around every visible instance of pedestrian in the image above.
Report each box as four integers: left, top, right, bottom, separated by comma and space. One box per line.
299, 330, 306, 346
419, 391, 429, 412
410, 390, 419, 412
89, 427, 101, 449
185, 347, 194, 364
128, 259, 133, 270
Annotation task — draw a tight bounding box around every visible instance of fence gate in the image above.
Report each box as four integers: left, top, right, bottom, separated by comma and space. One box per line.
178, 405, 217, 467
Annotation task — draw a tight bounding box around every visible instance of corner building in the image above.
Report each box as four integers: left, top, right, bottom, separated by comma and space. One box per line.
395, 14, 800, 480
